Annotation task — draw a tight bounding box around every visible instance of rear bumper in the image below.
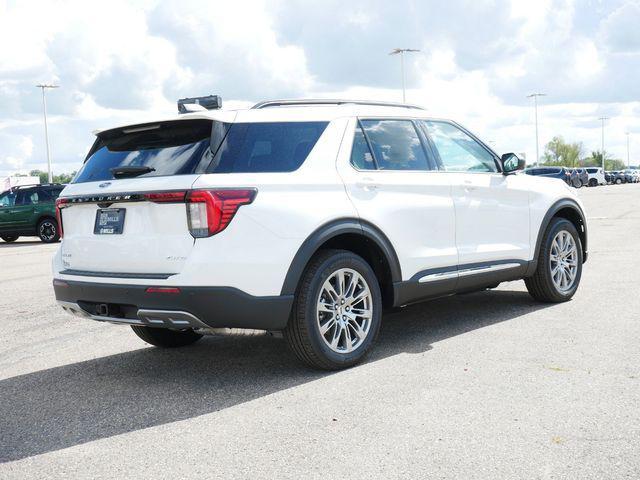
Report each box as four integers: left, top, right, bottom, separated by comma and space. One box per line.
54, 280, 294, 331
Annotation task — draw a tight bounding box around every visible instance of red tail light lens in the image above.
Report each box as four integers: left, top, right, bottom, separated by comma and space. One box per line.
55, 198, 69, 238
185, 189, 257, 238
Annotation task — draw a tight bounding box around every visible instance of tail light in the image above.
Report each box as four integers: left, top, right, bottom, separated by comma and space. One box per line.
55, 198, 69, 238
186, 189, 257, 238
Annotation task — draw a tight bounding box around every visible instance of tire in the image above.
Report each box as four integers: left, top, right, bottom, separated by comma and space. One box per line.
525, 218, 582, 303
1, 235, 18, 243
130, 325, 203, 347
572, 179, 581, 188
37, 218, 60, 243
588, 179, 597, 187
615, 178, 622, 184
284, 249, 383, 370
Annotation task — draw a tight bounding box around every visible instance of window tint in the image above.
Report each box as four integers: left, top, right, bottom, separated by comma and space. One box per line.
350, 125, 376, 170
209, 121, 327, 173
74, 120, 214, 183
0, 191, 16, 207
586, 168, 597, 173
39, 187, 63, 201
16, 189, 38, 205
359, 120, 429, 171
423, 121, 497, 173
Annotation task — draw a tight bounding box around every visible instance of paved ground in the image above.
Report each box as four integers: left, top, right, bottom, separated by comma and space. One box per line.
1, 184, 639, 479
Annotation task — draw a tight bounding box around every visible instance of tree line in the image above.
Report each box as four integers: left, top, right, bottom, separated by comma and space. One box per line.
11, 170, 77, 184
540, 136, 629, 170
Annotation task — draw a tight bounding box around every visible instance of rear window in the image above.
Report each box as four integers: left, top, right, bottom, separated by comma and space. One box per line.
73, 120, 328, 183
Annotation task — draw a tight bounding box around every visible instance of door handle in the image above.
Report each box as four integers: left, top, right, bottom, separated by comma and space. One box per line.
355, 178, 379, 191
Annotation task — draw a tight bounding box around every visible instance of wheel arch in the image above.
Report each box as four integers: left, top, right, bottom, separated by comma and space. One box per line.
528, 198, 588, 275
280, 219, 402, 308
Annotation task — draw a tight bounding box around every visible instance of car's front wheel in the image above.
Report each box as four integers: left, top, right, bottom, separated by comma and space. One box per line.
284, 249, 382, 370
525, 217, 582, 303
1, 235, 18, 243
131, 325, 203, 347
37, 218, 60, 243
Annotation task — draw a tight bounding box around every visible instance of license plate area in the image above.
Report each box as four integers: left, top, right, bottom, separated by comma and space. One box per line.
94, 208, 126, 235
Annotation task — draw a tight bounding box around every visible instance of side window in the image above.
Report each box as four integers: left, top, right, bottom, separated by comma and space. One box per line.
359, 120, 430, 171
0, 191, 16, 207
15, 189, 37, 205
350, 124, 376, 170
423, 121, 497, 173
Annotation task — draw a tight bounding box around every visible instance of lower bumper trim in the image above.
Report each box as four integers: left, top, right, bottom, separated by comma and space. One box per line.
54, 281, 294, 330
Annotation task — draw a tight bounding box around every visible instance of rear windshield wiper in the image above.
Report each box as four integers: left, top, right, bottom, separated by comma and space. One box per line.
110, 166, 156, 179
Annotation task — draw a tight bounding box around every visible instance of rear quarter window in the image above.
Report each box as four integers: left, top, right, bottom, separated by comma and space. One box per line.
208, 121, 328, 173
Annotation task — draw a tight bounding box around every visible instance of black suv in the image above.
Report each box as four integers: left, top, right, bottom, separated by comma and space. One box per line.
0, 184, 65, 243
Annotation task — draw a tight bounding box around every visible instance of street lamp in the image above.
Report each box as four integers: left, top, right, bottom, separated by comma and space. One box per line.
36, 84, 59, 183
598, 117, 609, 171
389, 48, 420, 103
626, 131, 631, 168
527, 93, 546, 167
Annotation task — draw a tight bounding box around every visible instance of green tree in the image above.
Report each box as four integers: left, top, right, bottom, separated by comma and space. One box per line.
582, 151, 626, 170
29, 169, 76, 184
542, 136, 583, 167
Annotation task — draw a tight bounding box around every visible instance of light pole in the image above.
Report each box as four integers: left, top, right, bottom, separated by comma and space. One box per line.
626, 132, 631, 168
598, 116, 609, 170
527, 93, 546, 167
389, 48, 420, 103
36, 84, 59, 183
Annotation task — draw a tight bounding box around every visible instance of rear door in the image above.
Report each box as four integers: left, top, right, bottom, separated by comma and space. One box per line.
337, 117, 457, 291
421, 120, 531, 272
58, 118, 228, 275
9, 188, 39, 230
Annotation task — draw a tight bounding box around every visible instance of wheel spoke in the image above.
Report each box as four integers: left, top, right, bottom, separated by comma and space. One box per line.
320, 317, 336, 335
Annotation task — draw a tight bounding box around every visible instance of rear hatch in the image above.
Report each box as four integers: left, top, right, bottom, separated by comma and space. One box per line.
59, 118, 222, 276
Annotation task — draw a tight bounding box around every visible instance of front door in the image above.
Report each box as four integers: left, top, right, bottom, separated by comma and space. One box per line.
421, 120, 531, 285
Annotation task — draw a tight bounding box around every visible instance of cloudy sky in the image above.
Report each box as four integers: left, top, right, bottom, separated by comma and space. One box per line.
1, 0, 639, 177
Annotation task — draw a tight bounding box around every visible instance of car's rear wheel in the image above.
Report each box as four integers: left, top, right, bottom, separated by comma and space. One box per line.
130, 325, 203, 347
284, 249, 382, 370
1, 235, 18, 243
588, 179, 597, 187
616, 178, 622, 184
37, 218, 60, 243
525, 217, 582, 303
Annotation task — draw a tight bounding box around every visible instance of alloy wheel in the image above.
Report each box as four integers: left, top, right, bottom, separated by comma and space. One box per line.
549, 230, 578, 292
316, 268, 373, 354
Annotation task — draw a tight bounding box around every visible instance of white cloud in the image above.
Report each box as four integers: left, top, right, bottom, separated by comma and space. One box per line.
1, 0, 640, 176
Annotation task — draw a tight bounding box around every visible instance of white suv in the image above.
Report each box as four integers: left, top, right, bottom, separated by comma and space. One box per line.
53, 98, 588, 370
585, 167, 606, 186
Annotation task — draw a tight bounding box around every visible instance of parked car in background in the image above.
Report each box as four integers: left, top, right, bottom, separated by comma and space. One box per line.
523, 166, 572, 185
623, 169, 639, 183
573, 168, 589, 187
611, 171, 626, 184
604, 171, 614, 184
0, 184, 65, 243
585, 167, 606, 186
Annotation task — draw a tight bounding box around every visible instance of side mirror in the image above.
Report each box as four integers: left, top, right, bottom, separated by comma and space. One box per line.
501, 153, 525, 174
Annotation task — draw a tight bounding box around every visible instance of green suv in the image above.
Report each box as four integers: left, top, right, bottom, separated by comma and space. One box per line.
0, 184, 65, 243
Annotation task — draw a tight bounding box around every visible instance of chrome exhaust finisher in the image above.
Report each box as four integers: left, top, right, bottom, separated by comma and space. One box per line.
58, 301, 209, 329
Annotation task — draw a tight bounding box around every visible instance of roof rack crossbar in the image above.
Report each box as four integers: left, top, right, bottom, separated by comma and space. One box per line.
251, 99, 425, 110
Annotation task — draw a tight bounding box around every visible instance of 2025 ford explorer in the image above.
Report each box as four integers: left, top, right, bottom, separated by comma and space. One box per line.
53, 97, 587, 370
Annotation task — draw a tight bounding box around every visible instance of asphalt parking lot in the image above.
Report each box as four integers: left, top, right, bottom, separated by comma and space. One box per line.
1, 185, 638, 479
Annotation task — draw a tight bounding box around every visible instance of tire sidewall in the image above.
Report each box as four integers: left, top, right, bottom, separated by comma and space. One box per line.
541, 219, 583, 300
300, 253, 382, 368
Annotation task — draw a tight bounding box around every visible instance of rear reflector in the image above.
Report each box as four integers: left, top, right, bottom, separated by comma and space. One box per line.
53, 279, 69, 288
186, 189, 257, 238
55, 198, 69, 238
143, 191, 187, 203
145, 287, 181, 294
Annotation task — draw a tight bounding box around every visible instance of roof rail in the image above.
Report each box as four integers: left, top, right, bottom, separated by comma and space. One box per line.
251, 99, 425, 110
